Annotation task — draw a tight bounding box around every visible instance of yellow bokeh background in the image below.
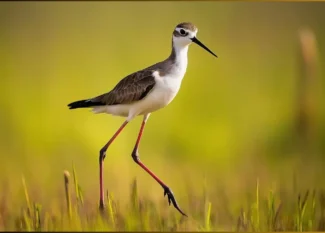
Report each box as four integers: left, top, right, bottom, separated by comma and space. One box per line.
1, 1, 324, 217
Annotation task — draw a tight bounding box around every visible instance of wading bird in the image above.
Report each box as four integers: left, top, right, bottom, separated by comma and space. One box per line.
68, 22, 217, 216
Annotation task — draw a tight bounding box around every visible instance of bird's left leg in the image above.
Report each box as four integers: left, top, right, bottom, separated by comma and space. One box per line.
131, 114, 187, 217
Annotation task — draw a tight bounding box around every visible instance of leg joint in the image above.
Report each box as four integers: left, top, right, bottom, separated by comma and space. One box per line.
99, 148, 106, 162
131, 149, 140, 163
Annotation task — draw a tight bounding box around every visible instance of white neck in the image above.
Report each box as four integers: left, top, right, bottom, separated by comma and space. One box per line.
168, 41, 189, 79
173, 44, 189, 67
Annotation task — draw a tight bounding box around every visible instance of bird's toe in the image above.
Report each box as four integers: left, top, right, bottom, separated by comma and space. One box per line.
163, 186, 187, 217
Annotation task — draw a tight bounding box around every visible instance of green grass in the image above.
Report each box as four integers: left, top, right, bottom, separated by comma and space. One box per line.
0, 163, 324, 231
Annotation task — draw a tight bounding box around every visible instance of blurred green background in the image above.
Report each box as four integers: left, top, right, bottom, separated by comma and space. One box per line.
0, 1, 325, 218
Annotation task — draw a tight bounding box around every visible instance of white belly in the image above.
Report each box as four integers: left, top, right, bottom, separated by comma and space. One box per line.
133, 78, 181, 114
92, 74, 183, 120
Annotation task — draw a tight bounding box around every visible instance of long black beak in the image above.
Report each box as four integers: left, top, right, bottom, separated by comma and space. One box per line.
191, 37, 217, 58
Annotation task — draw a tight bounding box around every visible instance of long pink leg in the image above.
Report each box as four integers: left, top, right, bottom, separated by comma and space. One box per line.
131, 114, 187, 216
99, 120, 128, 210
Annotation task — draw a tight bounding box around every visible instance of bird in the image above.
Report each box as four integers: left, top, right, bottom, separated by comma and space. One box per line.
67, 22, 217, 217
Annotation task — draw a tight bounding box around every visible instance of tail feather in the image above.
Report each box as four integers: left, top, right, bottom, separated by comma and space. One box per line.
67, 99, 105, 109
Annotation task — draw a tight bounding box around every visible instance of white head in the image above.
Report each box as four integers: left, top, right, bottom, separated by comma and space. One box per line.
172, 22, 217, 58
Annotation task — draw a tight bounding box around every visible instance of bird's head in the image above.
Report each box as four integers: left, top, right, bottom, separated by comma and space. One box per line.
172, 22, 217, 58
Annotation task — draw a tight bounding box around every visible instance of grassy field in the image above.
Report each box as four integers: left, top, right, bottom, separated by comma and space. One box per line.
1, 1, 325, 231
4, 158, 325, 231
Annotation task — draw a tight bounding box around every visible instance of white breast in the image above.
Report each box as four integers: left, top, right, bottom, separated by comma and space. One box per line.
127, 69, 185, 117
153, 70, 184, 103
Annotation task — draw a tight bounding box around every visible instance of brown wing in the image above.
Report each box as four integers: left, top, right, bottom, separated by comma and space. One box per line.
91, 69, 156, 105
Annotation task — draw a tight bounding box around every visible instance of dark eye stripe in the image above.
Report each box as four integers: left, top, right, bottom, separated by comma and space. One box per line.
173, 30, 188, 37
173, 30, 181, 37
180, 29, 188, 36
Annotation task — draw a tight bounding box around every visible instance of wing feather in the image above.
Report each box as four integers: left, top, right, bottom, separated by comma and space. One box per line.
91, 69, 156, 106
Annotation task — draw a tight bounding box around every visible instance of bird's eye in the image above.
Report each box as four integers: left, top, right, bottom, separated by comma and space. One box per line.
180, 29, 186, 35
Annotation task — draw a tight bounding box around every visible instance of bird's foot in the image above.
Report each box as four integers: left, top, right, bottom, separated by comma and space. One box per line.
163, 186, 187, 217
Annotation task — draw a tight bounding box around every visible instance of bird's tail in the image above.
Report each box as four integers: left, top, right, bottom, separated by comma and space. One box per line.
67, 99, 103, 109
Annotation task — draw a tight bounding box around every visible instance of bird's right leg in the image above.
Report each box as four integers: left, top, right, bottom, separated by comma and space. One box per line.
99, 120, 129, 210
131, 114, 187, 216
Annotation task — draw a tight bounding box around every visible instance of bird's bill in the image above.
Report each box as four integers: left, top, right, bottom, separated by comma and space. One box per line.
191, 37, 217, 58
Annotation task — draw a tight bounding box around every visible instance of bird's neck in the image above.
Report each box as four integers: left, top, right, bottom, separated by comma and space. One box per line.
169, 42, 189, 70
